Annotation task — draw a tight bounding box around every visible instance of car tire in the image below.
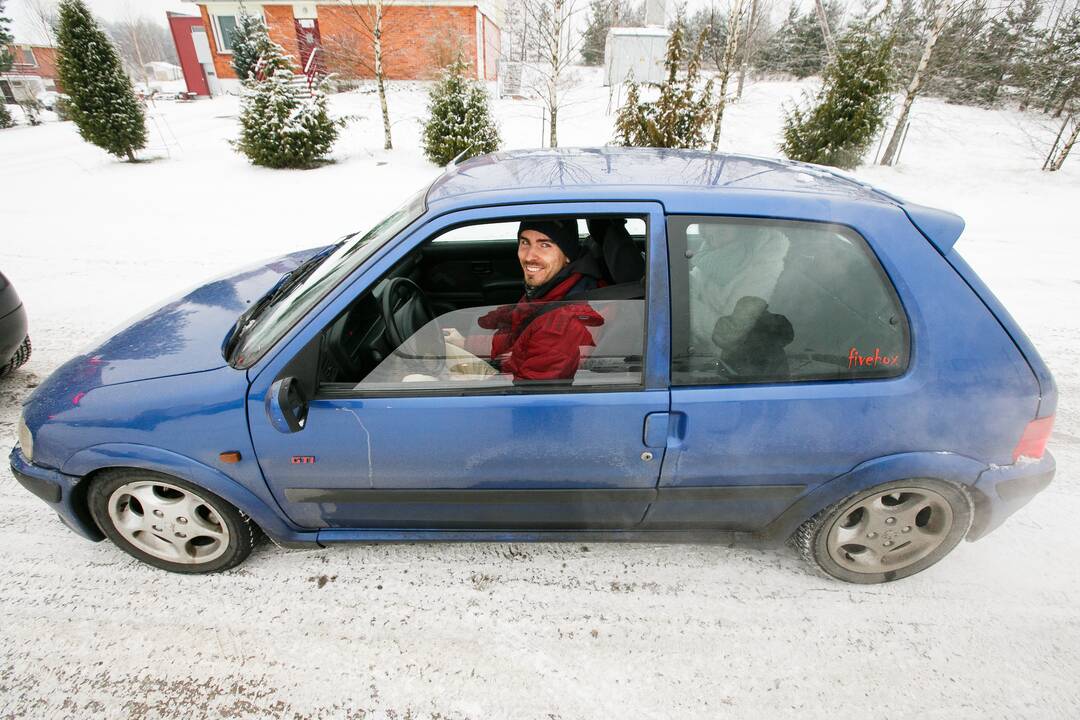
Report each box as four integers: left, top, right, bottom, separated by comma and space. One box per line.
0, 335, 31, 377
790, 478, 973, 584
88, 468, 257, 574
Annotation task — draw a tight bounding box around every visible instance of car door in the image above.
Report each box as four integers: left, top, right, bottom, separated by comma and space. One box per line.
641, 212, 916, 531
246, 201, 671, 532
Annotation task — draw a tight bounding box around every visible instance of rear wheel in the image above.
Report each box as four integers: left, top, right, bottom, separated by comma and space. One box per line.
791, 478, 973, 584
0, 335, 31, 376
88, 469, 256, 574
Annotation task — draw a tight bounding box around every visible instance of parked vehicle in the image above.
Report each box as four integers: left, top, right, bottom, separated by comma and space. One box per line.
0, 271, 31, 377
10, 149, 1056, 582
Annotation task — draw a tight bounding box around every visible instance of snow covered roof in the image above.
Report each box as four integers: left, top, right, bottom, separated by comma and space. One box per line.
427, 148, 896, 207
607, 26, 670, 37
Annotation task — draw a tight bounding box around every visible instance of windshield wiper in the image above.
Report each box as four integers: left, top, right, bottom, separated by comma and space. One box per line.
224, 244, 340, 362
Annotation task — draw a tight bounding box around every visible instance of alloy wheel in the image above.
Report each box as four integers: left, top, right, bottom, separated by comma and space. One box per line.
106, 480, 231, 565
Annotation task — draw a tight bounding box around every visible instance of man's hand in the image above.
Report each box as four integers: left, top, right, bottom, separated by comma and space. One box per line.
442, 327, 466, 348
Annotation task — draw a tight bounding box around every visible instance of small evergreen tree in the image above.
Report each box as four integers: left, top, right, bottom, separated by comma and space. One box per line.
421, 56, 500, 166
613, 18, 714, 148
0, 0, 14, 129
780, 20, 895, 169
55, 0, 147, 160
235, 30, 338, 168
230, 5, 265, 81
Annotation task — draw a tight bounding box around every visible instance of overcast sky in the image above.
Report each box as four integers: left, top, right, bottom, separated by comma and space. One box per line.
8, 0, 195, 42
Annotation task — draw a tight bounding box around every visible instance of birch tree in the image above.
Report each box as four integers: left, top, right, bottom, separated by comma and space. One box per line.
523, 0, 587, 147
321, 0, 395, 150
879, 0, 951, 166
813, 0, 838, 60
735, 0, 768, 99
710, 0, 746, 150
1043, 111, 1078, 170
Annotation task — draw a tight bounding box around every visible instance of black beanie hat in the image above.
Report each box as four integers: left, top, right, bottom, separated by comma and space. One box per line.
518, 218, 580, 261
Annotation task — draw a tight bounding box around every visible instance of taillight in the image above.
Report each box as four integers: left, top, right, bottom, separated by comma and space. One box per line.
1013, 416, 1054, 462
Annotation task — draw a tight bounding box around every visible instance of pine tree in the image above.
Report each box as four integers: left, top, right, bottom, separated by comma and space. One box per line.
1028, 7, 1080, 117
421, 55, 500, 166
55, 0, 147, 161
230, 5, 266, 82
234, 30, 338, 168
613, 18, 714, 149
759, 3, 838, 79
685, 5, 730, 72
781, 20, 895, 169
0, 0, 14, 129
581, 0, 614, 66
581, 0, 645, 66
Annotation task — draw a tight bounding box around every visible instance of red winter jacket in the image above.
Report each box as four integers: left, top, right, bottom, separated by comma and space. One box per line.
477, 273, 605, 382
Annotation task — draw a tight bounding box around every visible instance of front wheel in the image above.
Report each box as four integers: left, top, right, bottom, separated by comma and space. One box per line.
88, 469, 256, 573
790, 478, 973, 584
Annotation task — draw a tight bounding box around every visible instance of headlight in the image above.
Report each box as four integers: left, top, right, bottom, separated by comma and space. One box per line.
17, 415, 33, 463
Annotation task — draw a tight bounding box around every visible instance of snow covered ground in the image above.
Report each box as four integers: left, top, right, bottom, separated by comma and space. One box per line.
1, 70, 1079, 718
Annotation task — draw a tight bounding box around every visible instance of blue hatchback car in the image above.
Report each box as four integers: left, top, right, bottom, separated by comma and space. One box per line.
11, 149, 1057, 583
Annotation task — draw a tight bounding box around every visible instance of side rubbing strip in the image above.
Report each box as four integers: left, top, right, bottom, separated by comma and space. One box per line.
284, 485, 806, 505
284, 488, 659, 505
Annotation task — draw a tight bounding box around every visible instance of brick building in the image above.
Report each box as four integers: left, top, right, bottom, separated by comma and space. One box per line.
187, 1, 503, 84
1, 44, 60, 104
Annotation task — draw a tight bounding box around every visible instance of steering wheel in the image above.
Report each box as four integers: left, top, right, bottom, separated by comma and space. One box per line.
379, 277, 442, 373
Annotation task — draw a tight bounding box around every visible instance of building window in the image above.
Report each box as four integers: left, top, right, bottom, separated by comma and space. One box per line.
213, 15, 238, 53
17, 46, 37, 66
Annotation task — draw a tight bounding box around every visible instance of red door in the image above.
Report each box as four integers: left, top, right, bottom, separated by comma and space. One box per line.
294, 19, 325, 77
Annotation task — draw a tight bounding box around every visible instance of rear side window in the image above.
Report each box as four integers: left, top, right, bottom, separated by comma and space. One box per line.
668, 216, 909, 385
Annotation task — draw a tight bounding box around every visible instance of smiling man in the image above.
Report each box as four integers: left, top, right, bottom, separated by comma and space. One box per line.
475, 218, 606, 382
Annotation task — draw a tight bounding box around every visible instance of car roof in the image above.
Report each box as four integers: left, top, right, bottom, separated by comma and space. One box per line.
425, 148, 901, 209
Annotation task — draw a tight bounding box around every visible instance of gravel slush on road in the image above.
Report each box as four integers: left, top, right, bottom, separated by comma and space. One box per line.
1, 75, 1079, 718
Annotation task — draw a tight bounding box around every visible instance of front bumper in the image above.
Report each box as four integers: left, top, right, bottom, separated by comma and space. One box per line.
9, 446, 104, 541
967, 450, 1056, 541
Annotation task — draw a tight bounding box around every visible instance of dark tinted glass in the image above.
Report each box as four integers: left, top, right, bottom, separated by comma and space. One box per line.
668, 216, 909, 385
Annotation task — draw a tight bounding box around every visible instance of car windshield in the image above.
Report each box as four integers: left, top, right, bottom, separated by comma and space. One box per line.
229, 190, 427, 368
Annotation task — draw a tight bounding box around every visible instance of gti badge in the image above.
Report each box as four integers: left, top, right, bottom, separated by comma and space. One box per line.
291, 456, 316, 464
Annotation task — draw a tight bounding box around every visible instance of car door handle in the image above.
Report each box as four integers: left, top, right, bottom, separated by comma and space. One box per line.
643, 412, 687, 449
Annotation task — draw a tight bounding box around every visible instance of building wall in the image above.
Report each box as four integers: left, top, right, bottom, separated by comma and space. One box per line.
264, 4, 302, 62
481, 13, 499, 81
199, 4, 238, 80
4, 45, 59, 84
195, 2, 495, 82
318, 4, 477, 80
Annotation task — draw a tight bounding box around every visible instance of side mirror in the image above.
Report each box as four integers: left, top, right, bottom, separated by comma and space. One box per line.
267, 377, 308, 433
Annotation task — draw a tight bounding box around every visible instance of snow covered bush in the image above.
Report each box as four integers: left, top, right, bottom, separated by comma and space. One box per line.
230, 6, 266, 82
613, 18, 713, 149
780, 21, 894, 169
234, 32, 339, 169
54, 0, 147, 161
421, 56, 500, 166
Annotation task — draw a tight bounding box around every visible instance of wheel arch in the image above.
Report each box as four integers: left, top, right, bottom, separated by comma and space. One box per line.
62, 444, 319, 547
762, 451, 988, 543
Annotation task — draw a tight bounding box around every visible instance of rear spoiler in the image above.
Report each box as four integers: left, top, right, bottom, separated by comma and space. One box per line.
902, 203, 965, 255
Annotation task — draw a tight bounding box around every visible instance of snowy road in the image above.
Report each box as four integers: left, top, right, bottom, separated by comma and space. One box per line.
2, 79, 1079, 718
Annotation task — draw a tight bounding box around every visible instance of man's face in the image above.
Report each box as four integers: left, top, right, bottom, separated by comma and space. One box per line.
518, 229, 570, 288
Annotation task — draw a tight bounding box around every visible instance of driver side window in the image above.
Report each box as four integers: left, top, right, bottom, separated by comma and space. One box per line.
316, 216, 648, 394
